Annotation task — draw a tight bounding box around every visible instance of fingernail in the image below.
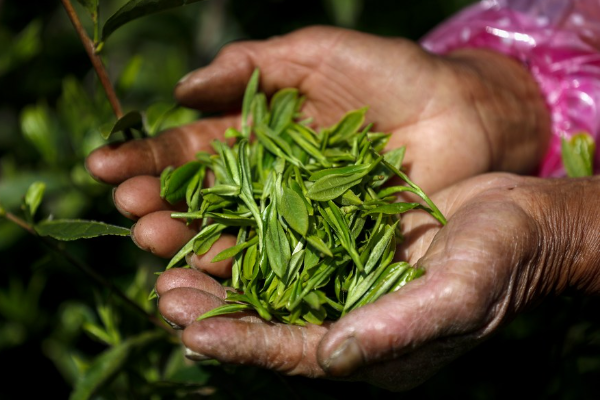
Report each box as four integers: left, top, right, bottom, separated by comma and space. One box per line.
184, 347, 211, 361
323, 337, 364, 377
83, 157, 100, 183
162, 315, 183, 330
112, 187, 134, 219
185, 252, 195, 268
177, 71, 193, 86
130, 223, 141, 249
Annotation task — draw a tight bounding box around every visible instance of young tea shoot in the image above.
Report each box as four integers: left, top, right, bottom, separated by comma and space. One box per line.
159, 69, 446, 326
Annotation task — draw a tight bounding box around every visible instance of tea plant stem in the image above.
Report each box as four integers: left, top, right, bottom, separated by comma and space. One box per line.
2, 211, 173, 335
60, 0, 133, 140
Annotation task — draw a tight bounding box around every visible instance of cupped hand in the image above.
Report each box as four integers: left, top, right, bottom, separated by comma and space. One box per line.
86, 25, 550, 260
155, 173, 600, 391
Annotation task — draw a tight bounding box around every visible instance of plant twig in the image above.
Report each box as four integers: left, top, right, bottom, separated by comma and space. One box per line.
3, 211, 174, 335
61, 0, 133, 140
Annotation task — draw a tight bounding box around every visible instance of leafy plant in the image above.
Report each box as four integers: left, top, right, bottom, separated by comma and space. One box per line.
2, 0, 599, 399
159, 70, 445, 325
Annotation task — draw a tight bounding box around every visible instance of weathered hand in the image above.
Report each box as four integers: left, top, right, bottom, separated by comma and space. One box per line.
85, 25, 550, 260
155, 173, 600, 391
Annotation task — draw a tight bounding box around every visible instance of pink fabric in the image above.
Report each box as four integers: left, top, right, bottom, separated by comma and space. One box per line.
421, 0, 600, 177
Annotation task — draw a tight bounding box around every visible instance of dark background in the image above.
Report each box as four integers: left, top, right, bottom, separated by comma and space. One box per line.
1, 0, 599, 398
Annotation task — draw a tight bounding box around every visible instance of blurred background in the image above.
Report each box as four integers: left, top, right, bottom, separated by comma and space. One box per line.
1, 0, 599, 398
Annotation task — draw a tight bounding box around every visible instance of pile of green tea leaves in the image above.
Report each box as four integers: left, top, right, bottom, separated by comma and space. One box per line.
158, 70, 446, 326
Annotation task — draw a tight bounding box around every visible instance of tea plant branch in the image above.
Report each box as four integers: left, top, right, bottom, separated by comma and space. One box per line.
1, 210, 173, 335
60, 0, 133, 140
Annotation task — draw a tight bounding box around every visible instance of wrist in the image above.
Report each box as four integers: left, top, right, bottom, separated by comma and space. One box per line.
527, 176, 600, 296
444, 48, 552, 175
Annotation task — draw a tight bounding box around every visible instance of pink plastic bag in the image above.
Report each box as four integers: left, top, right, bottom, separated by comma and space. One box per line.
421, 0, 600, 176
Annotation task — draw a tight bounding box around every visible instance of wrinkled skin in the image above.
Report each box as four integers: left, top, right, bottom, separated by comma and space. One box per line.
83, 27, 600, 391
152, 174, 599, 391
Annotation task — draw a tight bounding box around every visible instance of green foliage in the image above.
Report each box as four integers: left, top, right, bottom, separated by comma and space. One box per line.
0, 20, 42, 76
70, 330, 164, 400
100, 0, 208, 47
163, 74, 443, 325
35, 219, 130, 240
2, 0, 599, 399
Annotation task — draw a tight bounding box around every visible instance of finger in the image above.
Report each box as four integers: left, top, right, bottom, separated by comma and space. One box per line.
186, 234, 238, 278
114, 175, 183, 220
155, 268, 227, 299
158, 287, 225, 328
131, 210, 198, 258
86, 116, 238, 185
181, 318, 330, 377
174, 26, 345, 110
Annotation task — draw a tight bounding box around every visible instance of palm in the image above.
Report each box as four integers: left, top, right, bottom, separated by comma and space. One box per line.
156, 174, 549, 391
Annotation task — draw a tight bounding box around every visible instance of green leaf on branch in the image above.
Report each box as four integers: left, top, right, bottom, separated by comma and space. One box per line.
100, 0, 207, 46
24, 181, 46, 220
20, 102, 60, 165
561, 133, 595, 177
69, 331, 162, 400
35, 220, 130, 240
103, 111, 144, 140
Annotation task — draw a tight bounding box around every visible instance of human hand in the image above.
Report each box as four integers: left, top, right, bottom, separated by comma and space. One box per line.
155, 173, 600, 391
86, 25, 551, 259
86, 25, 553, 192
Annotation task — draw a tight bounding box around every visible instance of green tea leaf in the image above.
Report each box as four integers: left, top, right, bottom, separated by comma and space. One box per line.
306, 174, 363, 202
166, 224, 226, 269
265, 205, 291, 279
390, 266, 425, 292
364, 202, 423, 216
327, 107, 367, 145
161, 162, 203, 204
561, 133, 595, 177
193, 231, 222, 255
309, 164, 370, 181
371, 147, 406, 187
212, 236, 259, 262
251, 92, 269, 128
242, 244, 258, 281
269, 88, 298, 135
196, 304, 253, 322
363, 222, 397, 274
200, 184, 240, 197
185, 167, 205, 213
278, 187, 309, 236
205, 212, 256, 226
306, 235, 333, 258
35, 220, 130, 240
351, 262, 410, 310
25, 181, 46, 219
242, 69, 260, 138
